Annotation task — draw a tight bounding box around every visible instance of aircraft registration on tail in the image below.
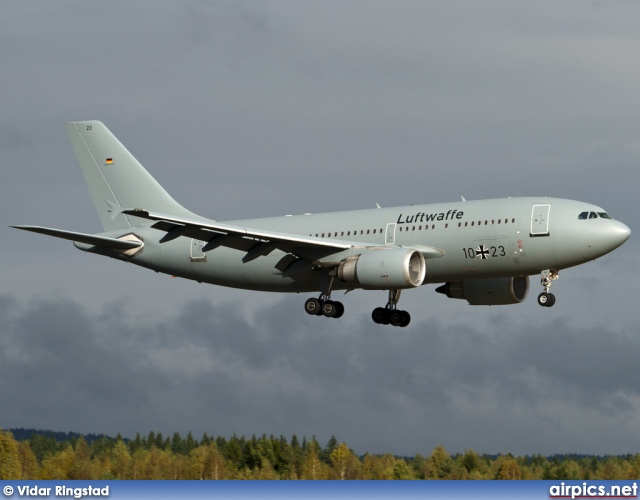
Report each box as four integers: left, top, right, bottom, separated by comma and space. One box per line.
13, 121, 631, 327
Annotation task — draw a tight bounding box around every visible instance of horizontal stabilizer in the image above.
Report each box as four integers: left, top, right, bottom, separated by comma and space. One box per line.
11, 225, 142, 250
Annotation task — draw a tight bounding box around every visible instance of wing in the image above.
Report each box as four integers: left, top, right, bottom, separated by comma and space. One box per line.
122, 209, 445, 263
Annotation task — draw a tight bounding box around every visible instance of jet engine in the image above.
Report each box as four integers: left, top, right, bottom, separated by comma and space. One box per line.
435, 276, 529, 305
337, 248, 426, 290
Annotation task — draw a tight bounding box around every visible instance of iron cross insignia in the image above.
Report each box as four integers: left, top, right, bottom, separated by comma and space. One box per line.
475, 245, 490, 259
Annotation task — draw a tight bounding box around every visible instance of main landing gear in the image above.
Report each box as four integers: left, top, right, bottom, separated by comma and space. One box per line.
372, 290, 411, 327
537, 269, 559, 307
304, 294, 345, 319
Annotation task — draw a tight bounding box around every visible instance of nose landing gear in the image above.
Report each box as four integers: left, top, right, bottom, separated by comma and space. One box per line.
372, 290, 411, 327
537, 269, 558, 307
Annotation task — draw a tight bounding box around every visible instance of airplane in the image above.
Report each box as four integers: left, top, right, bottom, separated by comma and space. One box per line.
12, 121, 631, 327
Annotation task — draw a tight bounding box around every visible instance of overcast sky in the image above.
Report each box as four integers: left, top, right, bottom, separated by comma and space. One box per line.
1, 1, 639, 457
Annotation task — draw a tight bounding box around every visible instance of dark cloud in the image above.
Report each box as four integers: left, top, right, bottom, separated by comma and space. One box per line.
2, 294, 639, 456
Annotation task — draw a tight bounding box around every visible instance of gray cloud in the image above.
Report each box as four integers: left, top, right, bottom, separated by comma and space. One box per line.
2, 294, 640, 456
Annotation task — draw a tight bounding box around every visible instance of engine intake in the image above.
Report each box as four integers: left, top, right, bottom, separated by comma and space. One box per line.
435, 276, 529, 305
337, 248, 426, 290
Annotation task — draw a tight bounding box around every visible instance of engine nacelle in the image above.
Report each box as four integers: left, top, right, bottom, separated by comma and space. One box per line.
337, 248, 426, 290
435, 276, 529, 305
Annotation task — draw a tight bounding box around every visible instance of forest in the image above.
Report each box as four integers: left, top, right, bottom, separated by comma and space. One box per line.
1, 428, 640, 480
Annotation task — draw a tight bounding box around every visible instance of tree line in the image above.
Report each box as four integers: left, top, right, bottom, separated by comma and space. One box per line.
1, 428, 639, 480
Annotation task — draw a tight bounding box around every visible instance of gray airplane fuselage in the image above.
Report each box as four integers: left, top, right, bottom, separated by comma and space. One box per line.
82, 196, 629, 293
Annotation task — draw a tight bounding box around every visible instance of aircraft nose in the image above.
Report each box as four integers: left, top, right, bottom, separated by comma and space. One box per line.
574, 219, 630, 261
610, 220, 631, 249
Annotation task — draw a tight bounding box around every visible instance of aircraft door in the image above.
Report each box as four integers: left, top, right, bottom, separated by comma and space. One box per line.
385, 223, 396, 245
530, 204, 550, 237
190, 239, 207, 262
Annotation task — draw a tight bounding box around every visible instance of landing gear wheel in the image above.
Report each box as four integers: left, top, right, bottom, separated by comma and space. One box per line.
389, 310, 411, 327
389, 310, 403, 326
399, 310, 411, 327
537, 292, 556, 307
333, 301, 345, 319
305, 298, 323, 316
322, 300, 338, 318
372, 307, 391, 325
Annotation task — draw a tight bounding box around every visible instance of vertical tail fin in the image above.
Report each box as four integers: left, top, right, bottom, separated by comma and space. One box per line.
65, 120, 198, 231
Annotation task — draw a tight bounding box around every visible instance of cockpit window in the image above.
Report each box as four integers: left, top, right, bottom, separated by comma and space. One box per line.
579, 211, 613, 220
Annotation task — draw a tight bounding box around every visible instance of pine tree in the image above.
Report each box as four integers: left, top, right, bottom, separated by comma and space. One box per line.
171, 432, 184, 455
154, 433, 165, 450
185, 431, 197, 454
130, 433, 143, 454
146, 432, 155, 450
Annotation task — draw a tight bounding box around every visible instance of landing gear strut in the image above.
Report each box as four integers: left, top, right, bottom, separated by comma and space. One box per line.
304, 294, 345, 319
537, 269, 558, 307
372, 290, 411, 327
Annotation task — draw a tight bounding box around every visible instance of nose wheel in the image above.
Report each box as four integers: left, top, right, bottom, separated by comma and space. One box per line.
537, 292, 556, 307
372, 290, 411, 327
538, 270, 558, 307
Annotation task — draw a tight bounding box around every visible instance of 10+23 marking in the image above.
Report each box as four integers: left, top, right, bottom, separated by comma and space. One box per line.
462, 245, 506, 260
